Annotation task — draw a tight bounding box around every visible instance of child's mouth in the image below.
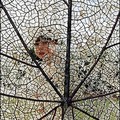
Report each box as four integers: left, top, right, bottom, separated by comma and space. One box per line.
39, 52, 45, 56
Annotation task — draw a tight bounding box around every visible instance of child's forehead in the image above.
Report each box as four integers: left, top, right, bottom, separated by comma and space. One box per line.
38, 41, 49, 44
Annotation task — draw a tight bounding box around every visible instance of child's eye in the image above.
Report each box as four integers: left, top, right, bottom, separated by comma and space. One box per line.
43, 41, 48, 44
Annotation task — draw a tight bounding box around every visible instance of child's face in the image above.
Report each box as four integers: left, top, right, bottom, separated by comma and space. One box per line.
35, 41, 50, 59
34, 37, 58, 64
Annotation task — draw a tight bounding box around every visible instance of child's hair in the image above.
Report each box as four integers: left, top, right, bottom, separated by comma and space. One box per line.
34, 36, 58, 45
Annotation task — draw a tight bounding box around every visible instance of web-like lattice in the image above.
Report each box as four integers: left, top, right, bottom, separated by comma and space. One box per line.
0, 0, 119, 120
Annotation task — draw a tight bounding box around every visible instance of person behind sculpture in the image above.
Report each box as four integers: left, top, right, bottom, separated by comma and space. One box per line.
34, 35, 58, 66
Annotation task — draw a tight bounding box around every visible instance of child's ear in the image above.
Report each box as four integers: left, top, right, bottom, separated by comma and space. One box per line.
35, 37, 41, 42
